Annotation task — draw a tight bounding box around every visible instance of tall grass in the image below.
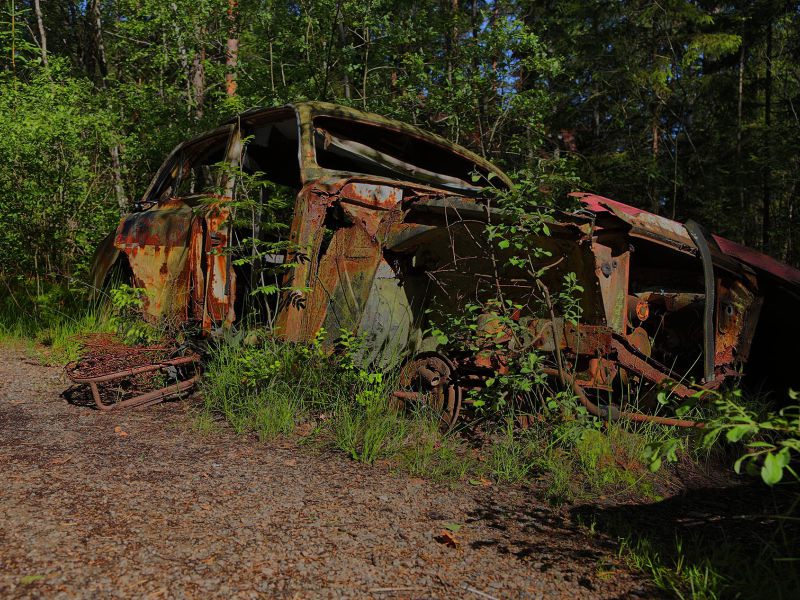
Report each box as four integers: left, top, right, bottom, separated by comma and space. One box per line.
200, 334, 413, 464
198, 332, 692, 501
0, 280, 114, 363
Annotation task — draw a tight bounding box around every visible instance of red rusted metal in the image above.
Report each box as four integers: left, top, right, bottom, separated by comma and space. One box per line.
394, 354, 461, 431
713, 235, 800, 287
340, 182, 402, 210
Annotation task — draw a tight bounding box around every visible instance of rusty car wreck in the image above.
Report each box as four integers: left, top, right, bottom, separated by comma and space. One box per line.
85, 101, 800, 423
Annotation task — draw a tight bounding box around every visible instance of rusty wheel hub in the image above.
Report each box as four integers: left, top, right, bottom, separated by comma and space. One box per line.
392, 354, 462, 431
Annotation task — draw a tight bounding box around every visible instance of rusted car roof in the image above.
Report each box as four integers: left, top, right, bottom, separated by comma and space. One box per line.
229, 101, 513, 191
575, 192, 800, 292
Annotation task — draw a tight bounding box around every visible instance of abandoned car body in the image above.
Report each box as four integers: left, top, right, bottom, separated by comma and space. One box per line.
90, 102, 800, 423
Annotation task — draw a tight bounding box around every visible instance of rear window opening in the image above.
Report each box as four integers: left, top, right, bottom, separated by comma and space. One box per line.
241, 114, 302, 190
144, 131, 231, 206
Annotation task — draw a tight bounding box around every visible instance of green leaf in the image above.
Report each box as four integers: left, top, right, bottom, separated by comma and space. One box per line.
733, 455, 747, 474
497, 239, 510, 249
648, 456, 662, 472
775, 446, 791, 468
726, 424, 754, 443
443, 522, 462, 532
761, 452, 784, 486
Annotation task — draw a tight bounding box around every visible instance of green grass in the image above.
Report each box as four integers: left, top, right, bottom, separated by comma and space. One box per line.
4, 301, 794, 599
614, 524, 800, 600
0, 283, 114, 364
576, 489, 800, 600
197, 334, 687, 502
618, 535, 725, 600
400, 412, 475, 481
199, 335, 479, 472
333, 400, 408, 463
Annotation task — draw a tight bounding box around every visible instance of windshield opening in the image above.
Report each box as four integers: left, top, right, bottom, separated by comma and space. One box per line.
312, 115, 495, 194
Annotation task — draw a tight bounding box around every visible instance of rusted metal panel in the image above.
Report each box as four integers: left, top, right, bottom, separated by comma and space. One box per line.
525, 318, 612, 355
575, 192, 697, 253
591, 242, 630, 333
114, 202, 197, 321
341, 182, 403, 209
91, 101, 800, 427
713, 234, 800, 289
201, 203, 236, 329
715, 277, 759, 368
274, 187, 334, 340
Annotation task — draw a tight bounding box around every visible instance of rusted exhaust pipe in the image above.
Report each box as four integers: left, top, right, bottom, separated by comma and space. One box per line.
392, 390, 421, 400
542, 367, 702, 428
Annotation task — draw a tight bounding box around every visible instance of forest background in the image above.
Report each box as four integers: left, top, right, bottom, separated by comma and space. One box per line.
1, 0, 799, 288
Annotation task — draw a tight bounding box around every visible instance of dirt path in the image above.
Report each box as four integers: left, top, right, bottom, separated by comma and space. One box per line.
0, 347, 661, 599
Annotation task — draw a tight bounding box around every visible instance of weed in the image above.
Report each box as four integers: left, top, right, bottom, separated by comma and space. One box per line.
401, 413, 474, 481
583, 498, 800, 600
488, 421, 538, 483
190, 408, 218, 435
333, 399, 407, 463
619, 535, 723, 599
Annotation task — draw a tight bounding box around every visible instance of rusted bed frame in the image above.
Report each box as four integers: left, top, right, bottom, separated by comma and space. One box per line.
65, 355, 200, 411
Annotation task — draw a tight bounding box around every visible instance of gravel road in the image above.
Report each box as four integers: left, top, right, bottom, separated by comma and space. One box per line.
0, 347, 661, 599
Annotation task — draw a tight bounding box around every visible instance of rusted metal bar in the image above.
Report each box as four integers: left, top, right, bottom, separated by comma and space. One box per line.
67, 355, 200, 411
610, 338, 697, 398
392, 390, 421, 401
685, 220, 716, 384
88, 375, 200, 411
417, 366, 441, 386
543, 367, 702, 428
67, 355, 199, 384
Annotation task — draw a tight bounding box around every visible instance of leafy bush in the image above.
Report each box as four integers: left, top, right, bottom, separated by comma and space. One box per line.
646, 388, 800, 486
0, 63, 123, 282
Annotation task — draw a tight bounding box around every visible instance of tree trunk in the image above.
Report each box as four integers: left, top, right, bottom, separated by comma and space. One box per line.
762, 18, 772, 251
169, 3, 193, 119
225, 0, 240, 97
110, 144, 128, 214
33, 0, 48, 68
783, 181, 796, 262
650, 110, 660, 214
90, 0, 108, 79
445, 0, 459, 86
361, 25, 370, 108
337, 22, 350, 100
90, 0, 128, 212
192, 47, 206, 120
737, 41, 746, 241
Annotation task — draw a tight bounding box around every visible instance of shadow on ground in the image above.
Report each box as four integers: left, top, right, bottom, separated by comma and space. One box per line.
465, 493, 670, 599
571, 479, 800, 599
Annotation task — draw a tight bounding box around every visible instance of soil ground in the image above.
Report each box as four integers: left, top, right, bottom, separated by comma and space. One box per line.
0, 346, 669, 599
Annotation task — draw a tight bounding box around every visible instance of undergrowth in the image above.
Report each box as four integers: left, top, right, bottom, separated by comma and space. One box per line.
199, 331, 800, 599
0, 279, 114, 363
198, 331, 682, 502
